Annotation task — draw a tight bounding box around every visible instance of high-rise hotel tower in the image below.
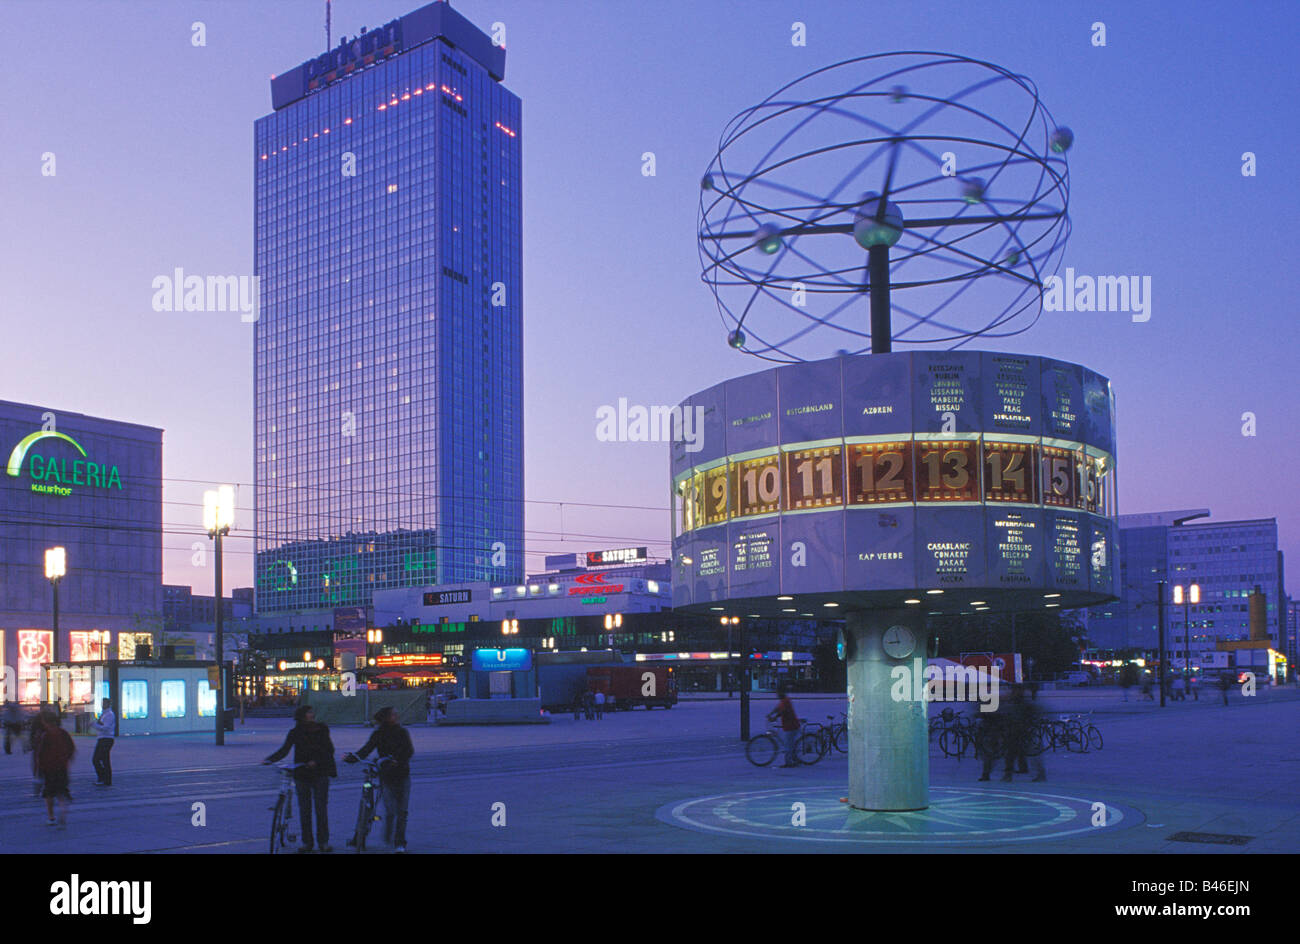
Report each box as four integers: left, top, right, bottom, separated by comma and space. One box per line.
254, 2, 522, 614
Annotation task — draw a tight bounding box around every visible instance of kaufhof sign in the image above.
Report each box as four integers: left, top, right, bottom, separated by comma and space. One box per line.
6, 430, 123, 498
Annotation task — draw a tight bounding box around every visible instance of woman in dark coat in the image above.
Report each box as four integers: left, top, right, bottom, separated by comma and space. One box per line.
264, 705, 338, 853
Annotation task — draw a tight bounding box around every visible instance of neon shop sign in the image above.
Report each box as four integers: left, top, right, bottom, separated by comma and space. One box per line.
6, 431, 123, 498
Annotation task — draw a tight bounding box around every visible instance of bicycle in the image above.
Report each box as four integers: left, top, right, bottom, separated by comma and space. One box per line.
802, 714, 850, 760
1071, 712, 1102, 748
346, 755, 394, 852
746, 722, 821, 767
267, 763, 304, 854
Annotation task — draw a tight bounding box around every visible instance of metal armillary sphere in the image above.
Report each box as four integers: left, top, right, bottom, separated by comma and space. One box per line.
699, 51, 1073, 363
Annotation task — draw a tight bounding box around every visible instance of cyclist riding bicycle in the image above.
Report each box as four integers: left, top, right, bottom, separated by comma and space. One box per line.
765, 685, 802, 768
344, 706, 414, 853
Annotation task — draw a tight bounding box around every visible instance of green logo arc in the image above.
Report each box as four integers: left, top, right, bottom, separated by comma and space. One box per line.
6, 431, 87, 478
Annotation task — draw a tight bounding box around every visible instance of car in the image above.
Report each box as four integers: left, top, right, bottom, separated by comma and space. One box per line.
1061, 671, 1091, 686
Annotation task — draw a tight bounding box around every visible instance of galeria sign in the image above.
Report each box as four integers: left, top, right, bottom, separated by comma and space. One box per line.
5, 430, 123, 497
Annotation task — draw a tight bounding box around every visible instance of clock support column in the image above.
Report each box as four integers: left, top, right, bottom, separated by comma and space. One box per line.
845, 609, 928, 811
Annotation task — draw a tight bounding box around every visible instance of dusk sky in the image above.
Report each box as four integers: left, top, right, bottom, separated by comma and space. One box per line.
3, 0, 1297, 596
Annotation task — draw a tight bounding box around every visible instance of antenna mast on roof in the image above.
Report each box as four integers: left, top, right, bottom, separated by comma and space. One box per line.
326, 0, 332, 48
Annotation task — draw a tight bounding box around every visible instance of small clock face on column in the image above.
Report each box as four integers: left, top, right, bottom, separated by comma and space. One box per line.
882, 625, 916, 659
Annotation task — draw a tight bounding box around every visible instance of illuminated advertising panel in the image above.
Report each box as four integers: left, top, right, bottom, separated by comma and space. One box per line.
17, 630, 52, 704
376, 653, 445, 667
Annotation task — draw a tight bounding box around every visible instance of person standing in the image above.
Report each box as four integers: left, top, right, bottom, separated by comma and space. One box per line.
345, 706, 414, 853
766, 685, 802, 768
91, 698, 116, 786
35, 713, 74, 827
1002, 686, 1045, 782
977, 697, 1007, 782
594, 690, 605, 720
263, 705, 338, 853
1218, 673, 1231, 706
2, 701, 21, 754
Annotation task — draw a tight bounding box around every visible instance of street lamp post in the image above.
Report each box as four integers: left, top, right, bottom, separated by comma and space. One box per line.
721, 617, 742, 730
1174, 583, 1199, 698
1156, 580, 1167, 708
203, 486, 235, 746
45, 547, 66, 667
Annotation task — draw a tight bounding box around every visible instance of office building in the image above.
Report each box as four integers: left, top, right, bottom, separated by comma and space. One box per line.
254, 1, 524, 615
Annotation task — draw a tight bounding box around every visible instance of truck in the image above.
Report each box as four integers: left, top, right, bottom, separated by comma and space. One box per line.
586, 664, 677, 710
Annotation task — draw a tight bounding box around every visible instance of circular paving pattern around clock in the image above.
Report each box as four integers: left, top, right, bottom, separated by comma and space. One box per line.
656, 785, 1142, 845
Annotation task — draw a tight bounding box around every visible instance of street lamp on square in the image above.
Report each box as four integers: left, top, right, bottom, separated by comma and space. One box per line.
45, 547, 66, 663
203, 485, 235, 746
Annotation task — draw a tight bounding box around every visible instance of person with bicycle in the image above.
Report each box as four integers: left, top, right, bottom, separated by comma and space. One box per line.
344, 706, 414, 853
263, 705, 338, 853
766, 685, 802, 768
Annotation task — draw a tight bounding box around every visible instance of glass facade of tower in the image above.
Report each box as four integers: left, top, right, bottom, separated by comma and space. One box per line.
254, 7, 522, 614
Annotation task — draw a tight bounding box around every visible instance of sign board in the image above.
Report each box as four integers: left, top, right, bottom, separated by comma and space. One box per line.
423, 589, 471, 606
585, 547, 648, 567
471, 648, 532, 672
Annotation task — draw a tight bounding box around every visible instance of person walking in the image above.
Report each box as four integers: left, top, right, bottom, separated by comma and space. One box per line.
1218, 673, 1231, 706
91, 698, 116, 786
1001, 686, 1045, 782
766, 685, 802, 768
263, 705, 338, 853
583, 689, 595, 721
35, 712, 74, 828
594, 690, 605, 720
344, 706, 414, 853
1171, 676, 1185, 702
977, 697, 1007, 782
2, 701, 21, 755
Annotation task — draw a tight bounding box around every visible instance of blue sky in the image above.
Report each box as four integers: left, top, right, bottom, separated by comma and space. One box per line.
2, 0, 1296, 596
